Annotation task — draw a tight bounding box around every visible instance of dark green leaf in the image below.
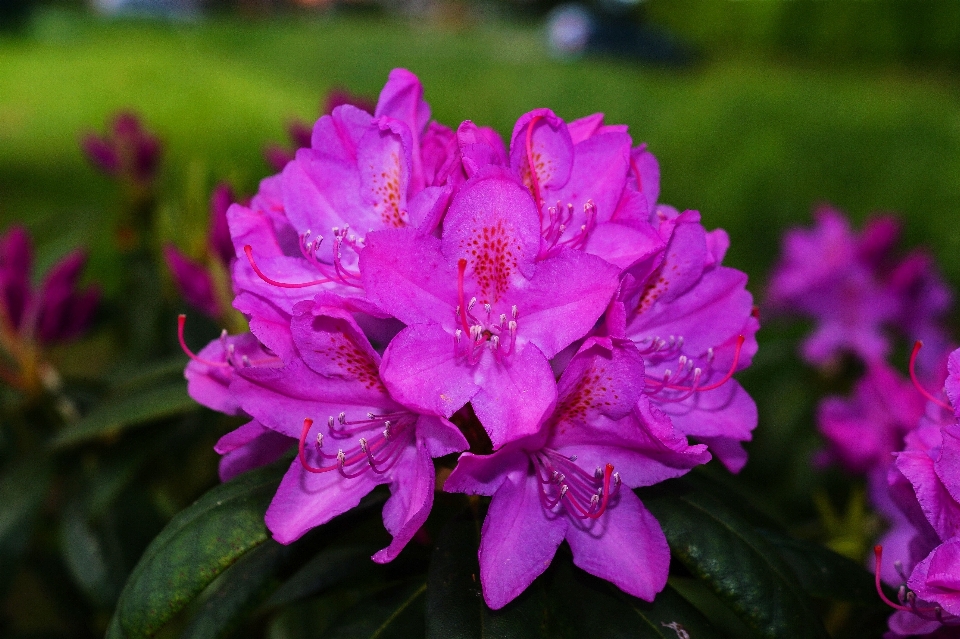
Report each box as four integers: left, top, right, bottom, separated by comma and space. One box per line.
59, 500, 126, 608
547, 560, 722, 639
180, 540, 289, 639
267, 543, 377, 607
638, 479, 830, 639
322, 580, 426, 639
50, 382, 197, 449
427, 511, 547, 639
0, 454, 51, 595
108, 355, 190, 394
106, 463, 285, 639
758, 529, 879, 606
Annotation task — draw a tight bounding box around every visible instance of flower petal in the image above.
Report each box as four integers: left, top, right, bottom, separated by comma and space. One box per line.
373, 438, 435, 564
565, 489, 669, 602
478, 472, 567, 610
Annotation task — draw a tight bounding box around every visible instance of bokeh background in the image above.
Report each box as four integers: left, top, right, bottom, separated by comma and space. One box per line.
3, 1, 960, 636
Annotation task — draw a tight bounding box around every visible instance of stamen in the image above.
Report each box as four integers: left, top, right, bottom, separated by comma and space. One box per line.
177, 315, 230, 368
909, 341, 952, 411
873, 546, 943, 616
657, 335, 745, 393
244, 245, 333, 289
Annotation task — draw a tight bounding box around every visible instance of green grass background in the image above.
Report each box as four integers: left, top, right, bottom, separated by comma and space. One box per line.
4, 10, 960, 290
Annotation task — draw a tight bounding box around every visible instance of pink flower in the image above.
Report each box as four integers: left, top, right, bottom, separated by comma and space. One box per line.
0, 226, 99, 393
226, 299, 468, 561
445, 338, 709, 608
768, 207, 952, 369
81, 111, 162, 188
362, 170, 621, 448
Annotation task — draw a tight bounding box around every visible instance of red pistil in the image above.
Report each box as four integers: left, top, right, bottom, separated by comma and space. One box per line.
873, 545, 943, 616
653, 335, 745, 394
909, 341, 953, 411
244, 245, 333, 289
457, 259, 470, 334
177, 314, 230, 368
297, 415, 408, 478
525, 115, 545, 220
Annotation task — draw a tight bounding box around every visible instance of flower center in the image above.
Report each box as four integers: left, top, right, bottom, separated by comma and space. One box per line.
642, 335, 745, 402
454, 258, 518, 365
531, 449, 620, 520
241, 224, 364, 291
538, 199, 597, 260
297, 410, 416, 479
873, 545, 959, 625
177, 314, 281, 370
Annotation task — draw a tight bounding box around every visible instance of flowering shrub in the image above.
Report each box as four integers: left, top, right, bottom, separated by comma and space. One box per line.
6, 67, 929, 639
182, 68, 759, 608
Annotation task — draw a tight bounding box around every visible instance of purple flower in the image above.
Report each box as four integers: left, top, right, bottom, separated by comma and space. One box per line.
225, 298, 468, 561
233, 69, 453, 330
81, 111, 162, 188
0, 226, 99, 393
611, 207, 759, 472
768, 207, 952, 369
362, 170, 622, 448
0, 226, 99, 346
444, 338, 710, 609
818, 361, 926, 477
264, 88, 377, 172
874, 349, 960, 636
768, 207, 899, 365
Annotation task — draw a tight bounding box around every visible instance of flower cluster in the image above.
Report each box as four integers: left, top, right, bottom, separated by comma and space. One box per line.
771, 208, 959, 636
768, 206, 952, 372
81, 111, 163, 193
0, 226, 99, 395
183, 69, 759, 608
874, 356, 960, 638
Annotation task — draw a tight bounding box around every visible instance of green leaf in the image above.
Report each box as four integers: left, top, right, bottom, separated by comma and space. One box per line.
59, 500, 126, 608
108, 355, 190, 394
107, 463, 285, 639
267, 543, 377, 608
322, 580, 427, 639
757, 529, 879, 607
547, 559, 723, 639
638, 479, 830, 639
426, 510, 548, 639
0, 454, 51, 595
180, 540, 290, 639
50, 382, 197, 449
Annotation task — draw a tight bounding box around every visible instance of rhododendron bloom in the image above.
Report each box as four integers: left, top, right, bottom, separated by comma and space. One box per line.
229, 300, 468, 561
610, 205, 759, 472
768, 207, 952, 370
875, 349, 960, 637
363, 170, 621, 448
445, 338, 710, 608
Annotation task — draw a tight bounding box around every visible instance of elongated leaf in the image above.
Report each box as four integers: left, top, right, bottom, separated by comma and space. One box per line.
180, 540, 290, 639
108, 356, 189, 394
547, 559, 722, 639
638, 480, 830, 639
323, 580, 427, 639
59, 500, 126, 608
267, 544, 377, 607
758, 530, 878, 607
107, 463, 285, 639
51, 382, 196, 449
427, 511, 547, 639
0, 455, 51, 595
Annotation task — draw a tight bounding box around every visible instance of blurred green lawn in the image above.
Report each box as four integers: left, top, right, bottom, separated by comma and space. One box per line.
3, 9, 960, 291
